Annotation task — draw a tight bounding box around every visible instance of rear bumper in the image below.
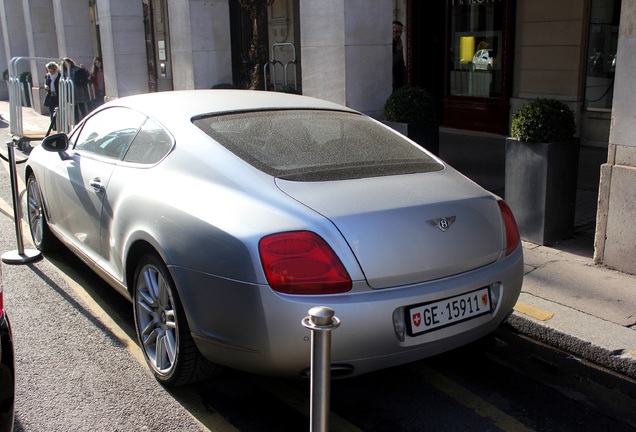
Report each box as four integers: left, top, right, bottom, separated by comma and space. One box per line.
173, 247, 524, 378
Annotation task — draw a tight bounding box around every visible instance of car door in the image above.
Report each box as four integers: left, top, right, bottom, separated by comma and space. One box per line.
95, 117, 175, 281
45, 107, 146, 262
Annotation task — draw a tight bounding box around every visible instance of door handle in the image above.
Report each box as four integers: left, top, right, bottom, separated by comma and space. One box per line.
89, 178, 105, 192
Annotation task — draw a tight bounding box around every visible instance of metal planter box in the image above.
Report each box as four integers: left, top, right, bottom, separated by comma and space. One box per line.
505, 137, 580, 245
383, 121, 439, 156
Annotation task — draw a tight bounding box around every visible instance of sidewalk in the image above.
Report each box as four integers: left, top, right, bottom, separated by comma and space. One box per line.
441, 127, 636, 380
2, 101, 636, 380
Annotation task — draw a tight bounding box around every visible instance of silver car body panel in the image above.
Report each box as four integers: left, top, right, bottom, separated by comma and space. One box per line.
175, 246, 523, 377
276, 168, 504, 288
25, 90, 523, 378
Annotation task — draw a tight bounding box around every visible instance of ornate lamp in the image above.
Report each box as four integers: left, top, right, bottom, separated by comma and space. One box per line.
238, 0, 275, 89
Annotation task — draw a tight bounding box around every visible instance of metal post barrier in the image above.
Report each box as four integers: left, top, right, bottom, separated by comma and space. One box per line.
8, 57, 24, 136
1, 140, 41, 264
302, 306, 340, 432
8, 75, 22, 136
58, 77, 75, 134
8, 56, 63, 137
283, 60, 297, 89
263, 60, 282, 91
265, 43, 298, 91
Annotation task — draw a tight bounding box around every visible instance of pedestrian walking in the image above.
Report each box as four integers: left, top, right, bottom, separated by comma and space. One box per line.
89, 56, 105, 109
62, 57, 91, 122
43, 61, 60, 136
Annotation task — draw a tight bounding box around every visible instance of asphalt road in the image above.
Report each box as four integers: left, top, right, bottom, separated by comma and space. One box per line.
1, 125, 635, 431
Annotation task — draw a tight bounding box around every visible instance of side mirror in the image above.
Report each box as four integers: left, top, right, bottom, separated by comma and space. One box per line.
41, 133, 69, 152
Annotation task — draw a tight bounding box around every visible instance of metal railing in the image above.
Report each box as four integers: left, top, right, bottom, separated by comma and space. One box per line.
58, 76, 75, 133
8, 56, 75, 138
264, 43, 298, 91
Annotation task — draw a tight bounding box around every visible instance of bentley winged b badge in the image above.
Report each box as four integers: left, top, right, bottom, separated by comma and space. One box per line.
426, 216, 457, 232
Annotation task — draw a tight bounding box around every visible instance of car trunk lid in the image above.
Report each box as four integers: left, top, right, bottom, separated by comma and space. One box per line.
276, 169, 504, 289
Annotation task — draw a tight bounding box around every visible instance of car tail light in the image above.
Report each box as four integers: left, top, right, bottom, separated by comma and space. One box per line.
259, 231, 352, 294
498, 200, 520, 256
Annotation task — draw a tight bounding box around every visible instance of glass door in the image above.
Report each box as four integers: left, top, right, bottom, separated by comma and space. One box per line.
449, 0, 504, 98
142, 0, 173, 92
442, 0, 514, 135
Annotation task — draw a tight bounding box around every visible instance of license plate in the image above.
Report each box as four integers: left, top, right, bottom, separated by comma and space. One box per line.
407, 287, 491, 336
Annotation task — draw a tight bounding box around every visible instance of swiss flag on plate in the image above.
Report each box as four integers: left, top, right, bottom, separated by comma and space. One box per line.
412, 312, 421, 327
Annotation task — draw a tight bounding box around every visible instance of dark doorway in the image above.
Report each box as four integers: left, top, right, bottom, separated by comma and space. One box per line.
229, 2, 270, 89
229, 2, 252, 88
409, 0, 515, 135
408, 0, 447, 118
142, 0, 173, 92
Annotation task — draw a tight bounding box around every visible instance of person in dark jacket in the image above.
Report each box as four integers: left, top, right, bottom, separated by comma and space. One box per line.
392, 20, 406, 91
62, 57, 90, 122
44, 62, 60, 135
89, 56, 105, 109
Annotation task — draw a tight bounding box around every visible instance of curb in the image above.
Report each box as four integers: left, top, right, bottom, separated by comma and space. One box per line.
507, 306, 636, 380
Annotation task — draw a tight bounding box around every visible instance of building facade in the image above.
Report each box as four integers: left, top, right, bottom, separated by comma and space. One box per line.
0, 0, 634, 275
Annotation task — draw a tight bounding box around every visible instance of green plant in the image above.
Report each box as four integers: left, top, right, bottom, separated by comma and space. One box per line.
211, 83, 237, 89
384, 86, 437, 124
275, 85, 301, 94
510, 98, 575, 142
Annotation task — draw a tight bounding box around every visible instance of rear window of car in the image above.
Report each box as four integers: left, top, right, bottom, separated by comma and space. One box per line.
192, 109, 443, 181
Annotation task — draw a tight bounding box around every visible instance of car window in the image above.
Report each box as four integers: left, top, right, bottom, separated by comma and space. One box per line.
123, 118, 173, 164
74, 107, 146, 160
192, 110, 443, 181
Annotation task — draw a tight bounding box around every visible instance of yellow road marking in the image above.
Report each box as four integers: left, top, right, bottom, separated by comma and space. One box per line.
412, 364, 536, 432
21, 131, 47, 139
514, 302, 554, 321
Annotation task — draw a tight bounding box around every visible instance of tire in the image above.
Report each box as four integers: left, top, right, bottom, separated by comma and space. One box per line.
26, 174, 59, 251
132, 253, 217, 386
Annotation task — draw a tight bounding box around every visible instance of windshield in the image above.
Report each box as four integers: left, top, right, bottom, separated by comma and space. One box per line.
193, 109, 443, 181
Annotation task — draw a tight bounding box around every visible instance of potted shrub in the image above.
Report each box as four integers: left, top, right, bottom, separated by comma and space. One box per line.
505, 98, 579, 245
211, 83, 237, 89
275, 85, 301, 94
383, 86, 439, 155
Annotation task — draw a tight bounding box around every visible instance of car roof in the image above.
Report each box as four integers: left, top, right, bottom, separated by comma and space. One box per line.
102, 90, 358, 125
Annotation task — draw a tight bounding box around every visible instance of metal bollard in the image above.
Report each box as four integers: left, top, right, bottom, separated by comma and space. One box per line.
302, 306, 340, 432
1, 140, 41, 264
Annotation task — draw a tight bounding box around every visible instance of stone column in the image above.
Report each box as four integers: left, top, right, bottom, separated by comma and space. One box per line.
51, 0, 93, 65
594, 0, 636, 275
23, 0, 60, 112
0, 19, 6, 100
96, 0, 148, 99
0, 0, 31, 101
299, 0, 392, 118
168, 0, 232, 90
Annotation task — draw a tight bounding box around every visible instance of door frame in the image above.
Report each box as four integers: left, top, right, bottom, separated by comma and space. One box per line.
408, 0, 515, 135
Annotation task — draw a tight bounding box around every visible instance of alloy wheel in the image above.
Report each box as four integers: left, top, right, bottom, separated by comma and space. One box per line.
135, 263, 178, 376
27, 177, 45, 247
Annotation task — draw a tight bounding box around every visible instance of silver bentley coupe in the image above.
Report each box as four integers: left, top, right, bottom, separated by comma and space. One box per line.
25, 90, 523, 386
